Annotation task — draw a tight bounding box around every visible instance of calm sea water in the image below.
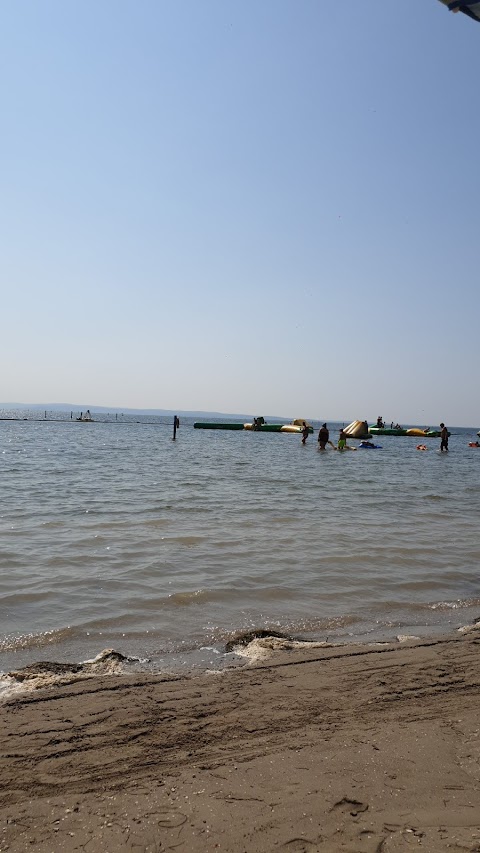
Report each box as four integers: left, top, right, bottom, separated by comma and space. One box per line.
1, 411, 480, 680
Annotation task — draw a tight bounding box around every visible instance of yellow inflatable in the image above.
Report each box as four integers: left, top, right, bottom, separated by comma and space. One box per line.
343, 420, 370, 438
281, 419, 314, 434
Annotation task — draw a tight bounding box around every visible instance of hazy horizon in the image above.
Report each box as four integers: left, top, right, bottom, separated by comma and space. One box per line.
1, 401, 476, 429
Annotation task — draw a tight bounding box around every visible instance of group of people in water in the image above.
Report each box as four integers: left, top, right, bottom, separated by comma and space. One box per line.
299, 422, 452, 452
316, 423, 350, 451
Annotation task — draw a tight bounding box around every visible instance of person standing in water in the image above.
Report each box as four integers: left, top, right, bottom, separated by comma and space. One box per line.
440, 423, 449, 452
301, 422, 310, 444
338, 428, 347, 450
318, 423, 329, 449
318, 423, 334, 450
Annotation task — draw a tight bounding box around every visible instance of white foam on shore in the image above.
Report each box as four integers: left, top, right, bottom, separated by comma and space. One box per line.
396, 635, 421, 643
0, 677, 25, 702
232, 636, 336, 662
0, 649, 140, 701
2, 622, 479, 700
457, 621, 480, 634
231, 621, 480, 663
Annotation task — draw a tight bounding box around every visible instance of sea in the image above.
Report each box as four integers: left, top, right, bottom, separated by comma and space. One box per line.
1, 409, 480, 693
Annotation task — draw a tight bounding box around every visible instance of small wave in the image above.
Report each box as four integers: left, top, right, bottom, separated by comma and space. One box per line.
85, 520, 129, 530
429, 598, 480, 611
270, 516, 299, 524
0, 627, 74, 653
283, 613, 363, 633
167, 589, 209, 605
167, 535, 205, 546
163, 586, 300, 608
457, 619, 480, 634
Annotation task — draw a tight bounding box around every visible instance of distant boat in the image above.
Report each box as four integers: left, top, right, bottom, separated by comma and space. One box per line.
76, 410, 93, 422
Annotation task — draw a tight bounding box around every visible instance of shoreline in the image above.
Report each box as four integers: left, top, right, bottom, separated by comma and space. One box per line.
1, 626, 479, 851
1, 614, 475, 698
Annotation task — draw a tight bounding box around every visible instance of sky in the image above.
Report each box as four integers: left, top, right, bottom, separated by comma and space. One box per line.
1, 1, 479, 424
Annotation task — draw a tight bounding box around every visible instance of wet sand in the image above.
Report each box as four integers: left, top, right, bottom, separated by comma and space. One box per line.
1, 629, 480, 852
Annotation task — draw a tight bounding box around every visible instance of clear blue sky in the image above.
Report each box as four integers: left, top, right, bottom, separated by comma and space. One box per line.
1, 1, 478, 424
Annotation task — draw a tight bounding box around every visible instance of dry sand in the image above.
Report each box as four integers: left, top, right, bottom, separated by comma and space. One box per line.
1, 629, 480, 852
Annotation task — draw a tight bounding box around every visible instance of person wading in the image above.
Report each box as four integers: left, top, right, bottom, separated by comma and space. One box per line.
318, 423, 334, 450
440, 423, 449, 452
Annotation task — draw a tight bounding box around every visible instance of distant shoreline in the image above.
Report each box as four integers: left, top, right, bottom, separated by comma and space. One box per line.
0, 404, 284, 420
1, 411, 477, 431
0, 417, 175, 425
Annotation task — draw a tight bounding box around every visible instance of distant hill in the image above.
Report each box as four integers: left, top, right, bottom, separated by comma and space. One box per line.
0, 402, 293, 421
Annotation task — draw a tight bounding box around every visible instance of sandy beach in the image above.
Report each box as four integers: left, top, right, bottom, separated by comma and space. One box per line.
1, 628, 480, 852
